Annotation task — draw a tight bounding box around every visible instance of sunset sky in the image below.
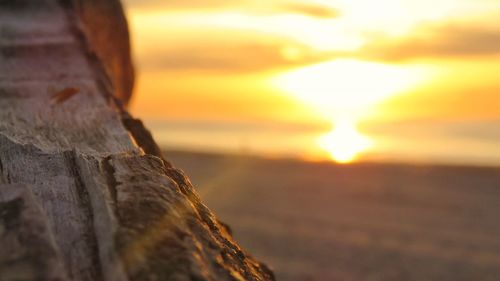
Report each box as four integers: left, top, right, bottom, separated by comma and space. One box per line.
122, 0, 500, 165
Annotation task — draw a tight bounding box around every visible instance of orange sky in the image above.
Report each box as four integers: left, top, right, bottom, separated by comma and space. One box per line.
122, 0, 500, 165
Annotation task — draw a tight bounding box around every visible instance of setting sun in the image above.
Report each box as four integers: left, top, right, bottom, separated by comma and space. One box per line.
318, 119, 372, 163
271, 59, 428, 161
125, 0, 500, 165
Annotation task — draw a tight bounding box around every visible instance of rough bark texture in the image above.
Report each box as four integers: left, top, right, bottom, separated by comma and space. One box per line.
0, 1, 274, 280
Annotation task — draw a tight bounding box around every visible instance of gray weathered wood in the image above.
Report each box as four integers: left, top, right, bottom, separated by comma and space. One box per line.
0, 184, 67, 281
0, 1, 274, 280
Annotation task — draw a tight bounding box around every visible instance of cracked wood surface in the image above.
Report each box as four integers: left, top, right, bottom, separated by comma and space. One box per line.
0, 1, 274, 280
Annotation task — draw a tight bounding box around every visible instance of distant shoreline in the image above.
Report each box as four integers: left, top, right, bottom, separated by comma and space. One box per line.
163, 147, 500, 170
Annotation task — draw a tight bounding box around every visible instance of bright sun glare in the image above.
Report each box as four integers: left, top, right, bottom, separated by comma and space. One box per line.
273, 59, 427, 163
318, 119, 372, 163
273, 59, 425, 117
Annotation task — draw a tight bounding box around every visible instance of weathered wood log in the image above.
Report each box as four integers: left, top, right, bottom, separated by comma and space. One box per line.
0, 184, 67, 280
0, 1, 274, 280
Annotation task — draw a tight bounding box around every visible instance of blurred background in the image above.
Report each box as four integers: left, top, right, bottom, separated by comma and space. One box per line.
122, 1, 500, 280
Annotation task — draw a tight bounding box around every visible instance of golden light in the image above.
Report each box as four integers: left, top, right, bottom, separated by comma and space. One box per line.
318, 119, 372, 163
272, 59, 430, 162
313, 0, 492, 36
125, 0, 500, 166
130, 11, 365, 52
272, 59, 427, 119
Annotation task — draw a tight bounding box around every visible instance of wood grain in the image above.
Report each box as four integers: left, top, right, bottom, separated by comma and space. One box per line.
0, 1, 274, 280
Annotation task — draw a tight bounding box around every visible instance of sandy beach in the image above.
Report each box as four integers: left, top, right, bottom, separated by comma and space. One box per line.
167, 150, 500, 281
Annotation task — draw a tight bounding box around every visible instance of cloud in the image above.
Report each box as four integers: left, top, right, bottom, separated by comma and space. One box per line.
371, 83, 500, 124
275, 2, 339, 18
122, 0, 241, 10
136, 40, 337, 73
362, 118, 500, 144
361, 24, 500, 61
123, 0, 339, 18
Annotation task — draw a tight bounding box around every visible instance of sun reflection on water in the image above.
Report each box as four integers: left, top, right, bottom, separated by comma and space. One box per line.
272, 58, 429, 163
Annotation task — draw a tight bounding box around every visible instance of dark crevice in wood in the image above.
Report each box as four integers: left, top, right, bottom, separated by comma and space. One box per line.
63, 150, 104, 281
0, 197, 23, 230
102, 155, 118, 210
0, 156, 4, 183
0, 140, 12, 184
0, 159, 10, 185
5, 170, 11, 184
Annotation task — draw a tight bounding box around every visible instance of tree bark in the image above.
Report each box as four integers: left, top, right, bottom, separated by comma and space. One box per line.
0, 1, 274, 280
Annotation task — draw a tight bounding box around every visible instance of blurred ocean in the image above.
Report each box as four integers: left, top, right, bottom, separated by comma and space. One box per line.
145, 119, 500, 167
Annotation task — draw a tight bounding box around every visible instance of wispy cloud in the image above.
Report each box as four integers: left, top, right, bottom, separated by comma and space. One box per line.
137, 40, 339, 73
122, 0, 241, 10
362, 117, 500, 143
361, 23, 500, 61
273, 2, 339, 18
370, 83, 500, 124
124, 0, 339, 18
